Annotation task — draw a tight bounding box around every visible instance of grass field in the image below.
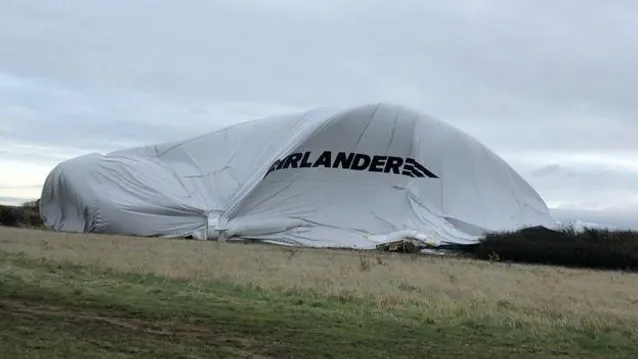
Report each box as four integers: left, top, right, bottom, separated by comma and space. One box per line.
1, 226, 638, 358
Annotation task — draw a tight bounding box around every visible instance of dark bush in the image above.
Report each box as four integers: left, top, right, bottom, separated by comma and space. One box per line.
0, 200, 43, 228
0, 205, 19, 227
472, 225, 638, 271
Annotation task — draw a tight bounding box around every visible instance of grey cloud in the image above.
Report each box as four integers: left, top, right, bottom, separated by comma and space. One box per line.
0, 148, 74, 165
4, 0, 637, 116
529, 164, 563, 178
552, 208, 638, 231
0, 75, 306, 155
1, 0, 631, 156
1, 0, 638, 227
0, 185, 42, 191
508, 157, 638, 220
0, 196, 33, 206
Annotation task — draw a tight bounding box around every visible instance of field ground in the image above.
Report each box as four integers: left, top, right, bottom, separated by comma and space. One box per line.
1, 226, 638, 358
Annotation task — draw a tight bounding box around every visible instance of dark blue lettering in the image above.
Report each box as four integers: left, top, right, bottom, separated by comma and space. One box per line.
369, 155, 387, 172
300, 151, 313, 168
384, 157, 402, 174
286, 153, 303, 168
332, 152, 354, 169
312, 151, 332, 168
351, 154, 371, 170
263, 151, 437, 179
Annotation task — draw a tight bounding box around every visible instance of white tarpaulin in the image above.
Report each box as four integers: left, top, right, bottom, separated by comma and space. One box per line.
40, 103, 556, 248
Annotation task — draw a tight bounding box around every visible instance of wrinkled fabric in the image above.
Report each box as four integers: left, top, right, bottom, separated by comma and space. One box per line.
40, 103, 557, 248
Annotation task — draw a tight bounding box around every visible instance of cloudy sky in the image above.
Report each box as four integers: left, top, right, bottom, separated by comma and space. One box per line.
1, 0, 637, 229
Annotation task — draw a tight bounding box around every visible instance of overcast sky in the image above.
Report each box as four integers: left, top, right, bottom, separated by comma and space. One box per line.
1, 0, 637, 229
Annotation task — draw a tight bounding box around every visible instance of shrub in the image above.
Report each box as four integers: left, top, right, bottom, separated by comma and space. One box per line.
472, 225, 638, 271
0, 200, 43, 228
0, 205, 19, 227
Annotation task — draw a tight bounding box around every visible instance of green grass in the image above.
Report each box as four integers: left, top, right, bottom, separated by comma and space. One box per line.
1, 250, 637, 359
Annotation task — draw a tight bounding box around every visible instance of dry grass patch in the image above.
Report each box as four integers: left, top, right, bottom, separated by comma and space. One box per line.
2, 226, 638, 332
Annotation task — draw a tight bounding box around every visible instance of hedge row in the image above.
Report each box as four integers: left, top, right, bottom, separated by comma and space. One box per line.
0, 200, 43, 228
2, 201, 636, 271
468, 225, 638, 272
